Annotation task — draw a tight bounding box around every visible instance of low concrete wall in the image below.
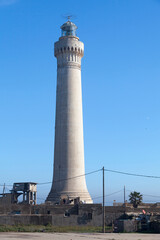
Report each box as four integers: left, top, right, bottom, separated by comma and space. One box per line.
0, 214, 102, 226
0, 215, 52, 226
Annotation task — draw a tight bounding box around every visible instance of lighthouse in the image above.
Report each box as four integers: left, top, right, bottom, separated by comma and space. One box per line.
46, 20, 92, 203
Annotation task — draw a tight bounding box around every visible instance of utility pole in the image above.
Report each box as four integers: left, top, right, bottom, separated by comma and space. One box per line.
102, 167, 105, 233
3, 183, 5, 195
124, 185, 126, 215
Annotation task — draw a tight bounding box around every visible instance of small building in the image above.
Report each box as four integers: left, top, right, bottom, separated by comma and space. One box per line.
11, 182, 37, 205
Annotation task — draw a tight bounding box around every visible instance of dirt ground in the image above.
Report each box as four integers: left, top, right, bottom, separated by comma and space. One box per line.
0, 232, 160, 240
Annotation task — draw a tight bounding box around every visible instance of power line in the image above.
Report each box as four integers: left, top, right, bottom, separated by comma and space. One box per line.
0, 184, 12, 187
143, 194, 160, 198
92, 189, 123, 200
38, 168, 102, 185
37, 181, 52, 185
3, 167, 160, 189
105, 168, 160, 179
126, 189, 160, 199
0, 168, 101, 188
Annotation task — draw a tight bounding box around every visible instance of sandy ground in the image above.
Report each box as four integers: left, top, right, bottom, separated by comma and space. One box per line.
0, 232, 160, 240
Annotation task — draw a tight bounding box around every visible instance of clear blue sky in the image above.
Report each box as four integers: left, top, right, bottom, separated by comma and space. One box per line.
0, 0, 160, 205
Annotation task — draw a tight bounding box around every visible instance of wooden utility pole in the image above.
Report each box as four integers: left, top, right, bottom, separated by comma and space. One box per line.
102, 167, 105, 233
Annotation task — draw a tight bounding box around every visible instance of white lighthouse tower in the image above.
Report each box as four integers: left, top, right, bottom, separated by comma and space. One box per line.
46, 20, 92, 204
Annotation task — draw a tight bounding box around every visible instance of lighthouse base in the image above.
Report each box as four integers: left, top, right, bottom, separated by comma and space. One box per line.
46, 190, 93, 204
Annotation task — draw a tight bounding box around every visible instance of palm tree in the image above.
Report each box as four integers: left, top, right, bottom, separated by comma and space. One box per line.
129, 191, 143, 208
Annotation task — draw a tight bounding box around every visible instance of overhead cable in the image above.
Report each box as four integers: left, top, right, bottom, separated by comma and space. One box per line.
105, 168, 160, 179
38, 168, 102, 185
92, 189, 123, 200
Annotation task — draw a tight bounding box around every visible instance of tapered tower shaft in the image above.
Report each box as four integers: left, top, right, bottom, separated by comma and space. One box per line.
46, 21, 92, 203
